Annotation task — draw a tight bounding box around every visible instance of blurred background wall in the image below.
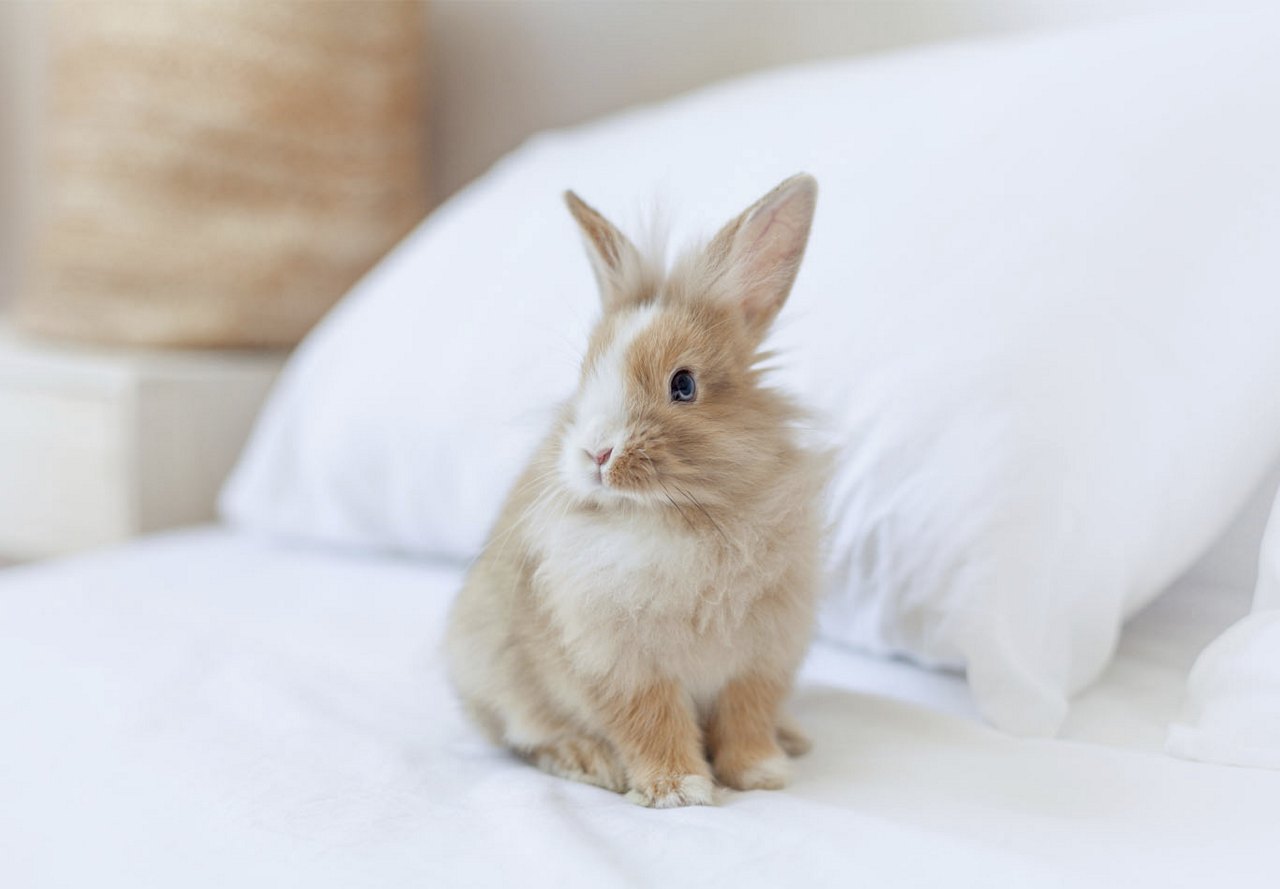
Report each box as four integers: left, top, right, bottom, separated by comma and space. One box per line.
1, 0, 1204, 309
1, 1, 46, 310
426, 0, 1197, 203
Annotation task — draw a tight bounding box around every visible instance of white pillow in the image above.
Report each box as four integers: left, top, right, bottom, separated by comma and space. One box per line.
223, 13, 1280, 735
1168, 484, 1280, 769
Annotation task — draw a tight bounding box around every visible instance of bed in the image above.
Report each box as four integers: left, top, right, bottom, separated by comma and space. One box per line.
9, 11, 1280, 887
2, 525, 1275, 888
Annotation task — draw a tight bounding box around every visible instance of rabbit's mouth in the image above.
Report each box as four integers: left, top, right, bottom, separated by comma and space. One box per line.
556, 432, 677, 510
559, 438, 631, 497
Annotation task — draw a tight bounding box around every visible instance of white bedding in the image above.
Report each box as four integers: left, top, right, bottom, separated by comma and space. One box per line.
2, 529, 1276, 887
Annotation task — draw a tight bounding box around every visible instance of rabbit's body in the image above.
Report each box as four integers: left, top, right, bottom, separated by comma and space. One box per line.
446, 175, 826, 807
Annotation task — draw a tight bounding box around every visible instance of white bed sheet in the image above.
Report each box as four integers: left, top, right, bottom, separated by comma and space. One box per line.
1, 528, 1275, 888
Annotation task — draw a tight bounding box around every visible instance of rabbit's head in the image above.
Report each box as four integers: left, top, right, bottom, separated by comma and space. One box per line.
556, 174, 817, 514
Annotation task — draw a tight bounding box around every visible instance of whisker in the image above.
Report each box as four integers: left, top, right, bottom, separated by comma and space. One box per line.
657, 481, 696, 532
471, 464, 567, 564
672, 481, 730, 545
638, 447, 699, 534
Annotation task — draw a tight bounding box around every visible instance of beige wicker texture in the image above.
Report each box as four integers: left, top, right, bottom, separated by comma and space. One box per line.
17, 1, 429, 348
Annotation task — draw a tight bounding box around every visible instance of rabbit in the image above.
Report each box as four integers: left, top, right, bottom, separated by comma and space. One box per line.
445, 173, 828, 808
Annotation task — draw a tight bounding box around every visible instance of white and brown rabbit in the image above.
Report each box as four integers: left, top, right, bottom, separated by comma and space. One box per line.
446, 174, 827, 808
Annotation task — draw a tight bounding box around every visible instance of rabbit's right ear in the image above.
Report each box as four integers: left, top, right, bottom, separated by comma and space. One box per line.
565, 191, 643, 308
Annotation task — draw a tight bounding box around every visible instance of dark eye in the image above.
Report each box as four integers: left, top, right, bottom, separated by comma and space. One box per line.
670, 369, 697, 403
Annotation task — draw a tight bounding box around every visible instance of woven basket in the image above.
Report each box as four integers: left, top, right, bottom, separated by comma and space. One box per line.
17, 0, 429, 348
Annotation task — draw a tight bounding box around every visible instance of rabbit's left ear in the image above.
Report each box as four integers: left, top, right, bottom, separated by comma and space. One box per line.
565, 190, 644, 310
704, 174, 817, 342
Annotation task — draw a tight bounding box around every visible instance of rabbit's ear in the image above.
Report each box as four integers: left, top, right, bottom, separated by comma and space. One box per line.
704, 174, 817, 342
565, 191, 644, 308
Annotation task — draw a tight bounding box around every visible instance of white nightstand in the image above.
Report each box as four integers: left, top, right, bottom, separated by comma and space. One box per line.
0, 323, 285, 560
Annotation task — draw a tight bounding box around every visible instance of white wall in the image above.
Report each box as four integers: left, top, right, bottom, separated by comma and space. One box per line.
425, 0, 1197, 202
0, 0, 1207, 306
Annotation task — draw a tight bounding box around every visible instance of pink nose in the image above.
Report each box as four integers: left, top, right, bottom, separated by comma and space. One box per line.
590, 447, 613, 467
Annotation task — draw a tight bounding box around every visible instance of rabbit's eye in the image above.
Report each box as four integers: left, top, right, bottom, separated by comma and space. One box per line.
670, 369, 697, 403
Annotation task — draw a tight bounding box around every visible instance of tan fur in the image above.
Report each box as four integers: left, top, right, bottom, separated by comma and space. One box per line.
706, 674, 790, 790
600, 680, 714, 807
446, 174, 827, 807
776, 717, 814, 757
524, 735, 627, 793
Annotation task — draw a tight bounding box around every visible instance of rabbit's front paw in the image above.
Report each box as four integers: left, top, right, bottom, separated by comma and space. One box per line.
625, 773, 715, 808
714, 750, 790, 791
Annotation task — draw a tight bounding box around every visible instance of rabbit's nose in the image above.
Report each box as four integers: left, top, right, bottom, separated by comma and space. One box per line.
590, 447, 613, 467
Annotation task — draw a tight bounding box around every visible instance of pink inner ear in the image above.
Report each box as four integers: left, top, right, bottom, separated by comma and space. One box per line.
744, 204, 805, 271
728, 181, 816, 328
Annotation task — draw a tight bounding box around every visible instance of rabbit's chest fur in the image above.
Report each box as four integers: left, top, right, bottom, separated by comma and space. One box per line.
529, 501, 794, 699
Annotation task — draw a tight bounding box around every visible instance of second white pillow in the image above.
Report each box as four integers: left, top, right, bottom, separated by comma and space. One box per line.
1168, 482, 1280, 770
